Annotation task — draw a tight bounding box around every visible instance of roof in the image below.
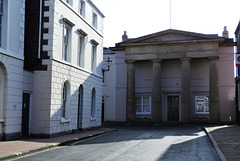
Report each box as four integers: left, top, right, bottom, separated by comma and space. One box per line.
103, 47, 115, 55
87, 0, 105, 18
235, 21, 240, 35
122, 29, 223, 44
110, 29, 235, 51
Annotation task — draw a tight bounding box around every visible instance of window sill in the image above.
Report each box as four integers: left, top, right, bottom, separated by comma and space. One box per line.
195, 112, 209, 115
0, 119, 4, 123
136, 113, 151, 115
61, 117, 70, 124
90, 117, 96, 121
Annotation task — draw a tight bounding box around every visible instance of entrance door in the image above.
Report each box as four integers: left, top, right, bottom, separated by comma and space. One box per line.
78, 85, 83, 129
22, 93, 30, 136
167, 96, 179, 122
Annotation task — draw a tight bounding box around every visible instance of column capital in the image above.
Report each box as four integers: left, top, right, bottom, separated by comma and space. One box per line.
125, 59, 135, 64
208, 56, 219, 60
180, 57, 191, 62
151, 59, 162, 63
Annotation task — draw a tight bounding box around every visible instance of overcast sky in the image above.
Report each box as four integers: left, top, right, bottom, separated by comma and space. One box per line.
92, 0, 240, 47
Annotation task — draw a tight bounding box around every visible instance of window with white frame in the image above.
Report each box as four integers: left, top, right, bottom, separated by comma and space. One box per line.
136, 96, 151, 114
92, 12, 97, 29
195, 96, 209, 114
62, 81, 70, 120
0, 0, 4, 47
0, 65, 4, 121
91, 42, 97, 73
79, 0, 85, 17
63, 26, 70, 62
78, 33, 86, 67
91, 88, 96, 119
62, 19, 74, 62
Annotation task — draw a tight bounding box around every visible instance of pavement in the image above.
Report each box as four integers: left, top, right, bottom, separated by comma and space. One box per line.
0, 125, 239, 161
204, 125, 240, 161
0, 127, 117, 160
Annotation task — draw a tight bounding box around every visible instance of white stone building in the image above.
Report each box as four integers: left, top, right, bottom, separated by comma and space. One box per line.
24, 0, 104, 137
103, 29, 236, 124
0, 0, 26, 140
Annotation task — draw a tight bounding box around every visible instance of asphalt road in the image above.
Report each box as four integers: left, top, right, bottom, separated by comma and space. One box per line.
12, 125, 220, 161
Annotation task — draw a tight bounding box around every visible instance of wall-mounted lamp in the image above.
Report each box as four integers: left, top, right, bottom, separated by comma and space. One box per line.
102, 57, 112, 83
102, 57, 112, 72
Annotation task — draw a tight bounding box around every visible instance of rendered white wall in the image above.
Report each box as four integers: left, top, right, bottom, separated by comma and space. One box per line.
0, 0, 25, 140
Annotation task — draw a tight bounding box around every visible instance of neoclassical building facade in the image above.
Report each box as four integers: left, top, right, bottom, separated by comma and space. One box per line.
103, 29, 235, 123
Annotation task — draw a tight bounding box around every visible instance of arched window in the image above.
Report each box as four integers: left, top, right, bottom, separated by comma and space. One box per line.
78, 85, 83, 128
0, 65, 4, 121
91, 88, 96, 119
62, 81, 70, 121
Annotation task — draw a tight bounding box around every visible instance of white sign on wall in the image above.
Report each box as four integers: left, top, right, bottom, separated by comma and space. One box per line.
236, 54, 240, 67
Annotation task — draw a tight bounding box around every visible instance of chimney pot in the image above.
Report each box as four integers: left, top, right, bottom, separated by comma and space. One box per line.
122, 31, 128, 41
222, 26, 229, 38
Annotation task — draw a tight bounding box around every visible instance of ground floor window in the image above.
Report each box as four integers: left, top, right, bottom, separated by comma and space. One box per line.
195, 96, 209, 114
91, 88, 96, 119
61, 81, 70, 123
0, 65, 4, 121
136, 96, 151, 114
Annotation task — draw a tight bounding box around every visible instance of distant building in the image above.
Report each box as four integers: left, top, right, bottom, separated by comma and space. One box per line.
23, 0, 104, 137
235, 21, 240, 124
103, 29, 235, 124
0, 0, 26, 140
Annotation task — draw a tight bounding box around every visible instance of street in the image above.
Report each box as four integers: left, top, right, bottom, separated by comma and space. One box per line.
12, 125, 219, 161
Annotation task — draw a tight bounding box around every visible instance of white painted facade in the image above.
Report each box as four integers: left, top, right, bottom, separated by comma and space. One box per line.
30, 0, 104, 137
0, 0, 26, 140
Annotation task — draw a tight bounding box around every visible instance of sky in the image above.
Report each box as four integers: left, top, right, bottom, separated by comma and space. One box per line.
92, 0, 240, 48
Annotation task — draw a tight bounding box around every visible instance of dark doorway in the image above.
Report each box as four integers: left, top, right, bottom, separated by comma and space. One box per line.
78, 85, 83, 129
22, 93, 30, 136
102, 96, 104, 123
167, 95, 179, 122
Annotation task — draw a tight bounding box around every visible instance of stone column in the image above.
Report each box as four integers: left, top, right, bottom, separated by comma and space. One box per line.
181, 58, 191, 122
151, 59, 162, 123
125, 60, 136, 122
208, 56, 220, 123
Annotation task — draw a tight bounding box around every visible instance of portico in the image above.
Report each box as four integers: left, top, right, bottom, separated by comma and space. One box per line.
123, 29, 223, 123
105, 29, 235, 124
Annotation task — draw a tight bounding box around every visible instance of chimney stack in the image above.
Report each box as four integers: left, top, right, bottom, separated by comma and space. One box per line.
222, 26, 229, 38
122, 31, 128, 41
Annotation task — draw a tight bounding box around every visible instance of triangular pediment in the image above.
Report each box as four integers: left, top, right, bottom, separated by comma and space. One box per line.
120, 29, 223, 45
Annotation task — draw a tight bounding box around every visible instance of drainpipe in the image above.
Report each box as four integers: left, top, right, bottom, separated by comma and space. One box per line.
38, 0, 43, 59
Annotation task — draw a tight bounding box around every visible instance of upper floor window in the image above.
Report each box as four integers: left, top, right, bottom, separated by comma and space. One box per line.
62, 18, 75, 62
136, 96, 151, 115
91, 44, 96, 73
79, 0, 85, 17
91, 39, 98, 73
78, 29, 87, 68
63, 26, 70, 62
78, 35, 85, 67
92, 12, 97, 29
0, 0, 4, 47
195, 96, 209, 114
65, 0, 72, 6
